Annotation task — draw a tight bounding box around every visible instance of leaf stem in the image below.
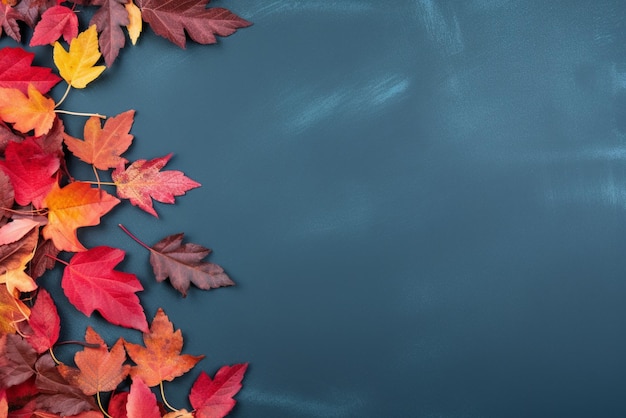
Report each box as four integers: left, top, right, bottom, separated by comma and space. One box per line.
44, 254, 69, 266
160, 381, 179, 412
49, 347, 60, 365
92, 165, 101, 188
97, 391, 114, 418
118, 224, 153, 252
81, 180, 116, 186
55, 109, 106, 119
55, 83, 72, 108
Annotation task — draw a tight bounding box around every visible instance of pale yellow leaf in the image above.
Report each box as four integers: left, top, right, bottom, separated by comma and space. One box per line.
126, 0, 142, 45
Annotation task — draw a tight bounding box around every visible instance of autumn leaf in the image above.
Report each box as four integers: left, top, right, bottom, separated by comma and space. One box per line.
121, 226, 234, 297
112, 153, 200, 217
14, 0, 56, 28
0, 171, 13, 222
30, 5, 79, 46
60, 246, 149, 332
0, 84, 56, 136
17, 288, 60, 354
0, 137, 60, 208
0, 226, 38, 294
0, 120, 22, 154
0, 218, 39, 246
89, 0, 131, 66
0, 388, 6, 417
136, 0, 252, 49
126, 0, 142, 45
126, 376, 160, 418
64, 109, 135, 170
29, 237, 60, 280
0, 4, 23, 42
124, 308, 204, 387
0, 333, 37, 389
53, 25, 106, 89
58, 327, 130, 396
189, 364, 248, 418
0, 47, 61, 94
0, 284, 30, 334
42, 182, 120, 252
163, 411, 193, 418
35, 354, 99, 415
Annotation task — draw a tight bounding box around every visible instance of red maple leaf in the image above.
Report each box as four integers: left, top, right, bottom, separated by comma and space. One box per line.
189, 364, 248, 418
112, 154, 200, 217
126, 376, 160, 418
30, 5, 79, 46
0, 47, 61, 94
60, 246, 149, 332
89, 0, 130, 66
17, 288, 60, 354
0, 137, 60, 209
136, 0, 251, 48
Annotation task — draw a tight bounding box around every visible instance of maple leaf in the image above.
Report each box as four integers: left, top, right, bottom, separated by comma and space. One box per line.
136, 0, 252, 49
0, 226, 38, 294
189, 364, 248, 418
0, 47, 61, 94
0, 120, 22, 154
42, 182, 120, 252
0, 84, 56, 136
53, 25, 106, 89
107, 391, 129, 418
34, 354, 99, 415
30, 5, 78, 46
0, 4, 23, 42
124, 308, 204, 387
64, 109, 135, 170
32, 116, 65, 160
112, 153, 200, 217
14, 0, 56, 27
29, 237, 60, 280
0, 284, 30, 334
17, 289, 60, 354
0, 137, 60, 208
58, 327, 130, 396
0, 218, 40, 246
126, 376, 160, 418
89, 0, 130, 66
0, 333, 37, 389
60, 246, 149, 332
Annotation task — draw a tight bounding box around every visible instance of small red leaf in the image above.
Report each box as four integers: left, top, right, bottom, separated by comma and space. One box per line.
126, 376, 160, 418
0, 47, 61, 94
19, 288, 60, 353
189, 364, 249, 418
30, 5, 78, 46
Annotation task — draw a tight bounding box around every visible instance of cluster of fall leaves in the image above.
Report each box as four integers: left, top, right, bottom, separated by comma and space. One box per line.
0, 1, 251, 417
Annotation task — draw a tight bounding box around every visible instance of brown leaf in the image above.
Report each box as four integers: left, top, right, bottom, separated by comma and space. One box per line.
0, 333, 37, 389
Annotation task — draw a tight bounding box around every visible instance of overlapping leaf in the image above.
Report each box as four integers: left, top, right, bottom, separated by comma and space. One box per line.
30, 5, 79, 46
0, 4, 23, 42
190, 364, 248, 418
90, 0, 130, 66
42, 182, 120, 252
112, 153, 200, 217
124, 308, 203, 387
17, 289, 60, 354
0, 285, 29, 334
0, 137, 60, 208
64, 110, 135, 170
0, 84, 56, 136
136, 0, 251, 48
61, 246, 149, 332
53, 25, 106, 89
0, 47, 60, 94
0, 226, 38, 294
58, 327, 130, 396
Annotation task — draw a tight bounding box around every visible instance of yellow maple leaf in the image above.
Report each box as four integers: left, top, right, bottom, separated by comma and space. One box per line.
53, 25, 106, 89
126, 0, 143, 46
0, 84, 55, 136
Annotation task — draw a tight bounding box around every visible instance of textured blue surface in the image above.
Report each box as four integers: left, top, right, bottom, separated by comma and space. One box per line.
5, 1, 626, 416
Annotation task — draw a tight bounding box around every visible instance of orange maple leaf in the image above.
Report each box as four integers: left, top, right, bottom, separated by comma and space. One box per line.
124, 308, 204, 387
64, 110, 135, 170
42, 182, 120, 252
0, 226, 38, 295
0, 84, 55, 136
58, 326, 130, 395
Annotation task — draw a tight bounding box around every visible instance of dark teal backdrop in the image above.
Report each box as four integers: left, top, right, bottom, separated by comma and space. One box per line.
5, 1, 626, 416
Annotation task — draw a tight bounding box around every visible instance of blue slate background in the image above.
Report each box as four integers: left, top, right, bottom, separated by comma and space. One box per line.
5, 0, 626, 416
